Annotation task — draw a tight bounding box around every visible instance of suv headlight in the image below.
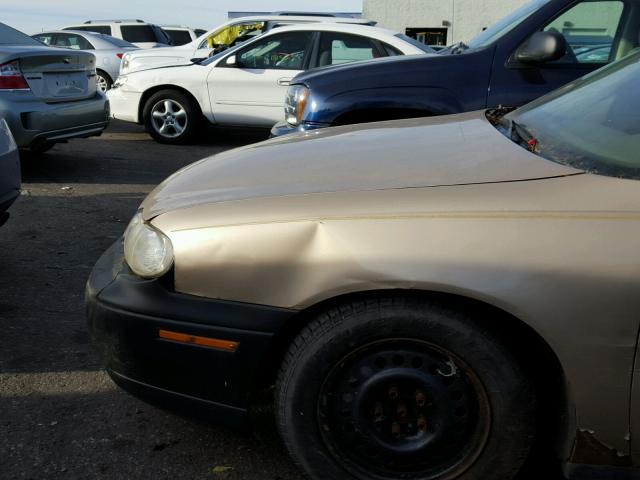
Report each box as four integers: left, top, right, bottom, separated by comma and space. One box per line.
285, 84, 309, 126
123, 212, 174, 278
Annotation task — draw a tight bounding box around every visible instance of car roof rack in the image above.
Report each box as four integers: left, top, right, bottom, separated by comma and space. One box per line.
84, 19, 145, 24
275, 12, 339, 17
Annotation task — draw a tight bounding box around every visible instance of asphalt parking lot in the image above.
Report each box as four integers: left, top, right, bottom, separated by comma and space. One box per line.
0, 121, 303, 480
0, 120, 566, 480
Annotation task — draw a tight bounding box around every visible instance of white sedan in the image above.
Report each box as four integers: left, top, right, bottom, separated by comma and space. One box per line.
107, 23, 433, 143
119, 15, 376, 76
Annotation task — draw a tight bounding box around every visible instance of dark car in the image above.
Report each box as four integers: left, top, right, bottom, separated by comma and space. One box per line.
272, 0, 640, 136
0, 119, 21, 226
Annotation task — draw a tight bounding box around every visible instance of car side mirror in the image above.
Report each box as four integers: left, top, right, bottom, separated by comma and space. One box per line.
515, 31, 567, 64
190, 57, 207, 64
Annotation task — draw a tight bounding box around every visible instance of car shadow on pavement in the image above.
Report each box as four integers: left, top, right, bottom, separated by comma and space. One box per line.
0, 383, 302, 480
18, 120, 271, 186
0, 189, 150, 376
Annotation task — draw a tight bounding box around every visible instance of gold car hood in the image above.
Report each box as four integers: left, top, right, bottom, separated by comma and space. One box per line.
141, 111, 580, 220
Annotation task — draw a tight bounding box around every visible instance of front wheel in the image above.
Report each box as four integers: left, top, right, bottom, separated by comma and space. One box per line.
143, 90, 202, 144
276, 296, 536, 480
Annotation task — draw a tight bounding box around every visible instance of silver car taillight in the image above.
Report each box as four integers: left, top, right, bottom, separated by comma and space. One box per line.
0, 60, 29, 90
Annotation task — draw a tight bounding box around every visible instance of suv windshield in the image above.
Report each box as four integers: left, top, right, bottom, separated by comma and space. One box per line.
0, 22, 43, 46
467, 0, 551, 49
504, 50, 640, 179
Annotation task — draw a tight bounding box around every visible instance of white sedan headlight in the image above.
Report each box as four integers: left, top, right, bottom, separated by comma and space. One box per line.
285, 84, 309, 126
120, 53, 131, 74
123, 212, 174, 278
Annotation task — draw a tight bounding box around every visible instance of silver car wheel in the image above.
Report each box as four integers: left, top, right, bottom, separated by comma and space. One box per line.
96, 74, 110, 93
151, 99, 188, 139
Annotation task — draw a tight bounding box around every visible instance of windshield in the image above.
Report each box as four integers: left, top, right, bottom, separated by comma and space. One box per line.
468, 0, 551, 49
199, 23, 265, 50
394, 34, 436, 53
505, 50, 640, 179
0, 23, 43, 46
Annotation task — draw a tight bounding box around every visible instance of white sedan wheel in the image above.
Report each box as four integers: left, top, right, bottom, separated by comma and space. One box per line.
150, 99, 189, 139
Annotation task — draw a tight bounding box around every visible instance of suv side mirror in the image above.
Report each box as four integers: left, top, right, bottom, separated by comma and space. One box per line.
515, 31, 567, 64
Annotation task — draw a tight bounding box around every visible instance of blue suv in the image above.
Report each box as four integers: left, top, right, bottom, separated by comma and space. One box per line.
272, 0, 640, 136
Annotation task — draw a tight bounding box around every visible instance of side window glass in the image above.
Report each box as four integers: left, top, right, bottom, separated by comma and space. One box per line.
33, 34, 54, 45
120, 26, 156, 43
79, 36, 94, 50
53, 34, 73, 48
382, 42, 403, 57
237, 32, 312, 70
60, 34, 92, 50
318, 33, 382, 67
543, 0, 624, 63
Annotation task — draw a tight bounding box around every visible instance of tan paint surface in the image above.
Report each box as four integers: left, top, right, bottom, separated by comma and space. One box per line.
141, 111, 578, 220
145, 114, 640, 461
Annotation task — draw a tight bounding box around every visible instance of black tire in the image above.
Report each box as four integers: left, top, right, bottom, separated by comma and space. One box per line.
276, 296, 536, 480
96, 70, 113, 93
143, 89, 202, 144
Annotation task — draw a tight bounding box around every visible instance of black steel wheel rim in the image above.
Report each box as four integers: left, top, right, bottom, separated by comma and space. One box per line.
317, 339, 491, 480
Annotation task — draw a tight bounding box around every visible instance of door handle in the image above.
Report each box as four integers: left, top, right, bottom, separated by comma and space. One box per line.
278, 78, 291, 86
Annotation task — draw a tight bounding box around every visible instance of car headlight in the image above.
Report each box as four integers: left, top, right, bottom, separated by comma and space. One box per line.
285, 84, 309, 126
120, 54, 131, 74
123, 212, 174, 278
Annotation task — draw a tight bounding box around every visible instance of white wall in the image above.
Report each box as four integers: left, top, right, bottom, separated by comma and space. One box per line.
364, 0, 530, 44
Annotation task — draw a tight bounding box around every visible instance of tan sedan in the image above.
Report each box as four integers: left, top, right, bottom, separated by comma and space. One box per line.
86, 51, 640, 479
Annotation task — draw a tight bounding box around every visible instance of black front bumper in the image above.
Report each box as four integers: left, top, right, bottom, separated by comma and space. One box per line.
86, 241, 296, 428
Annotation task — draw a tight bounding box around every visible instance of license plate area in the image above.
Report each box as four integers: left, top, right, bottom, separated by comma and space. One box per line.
44, 72, 88, 98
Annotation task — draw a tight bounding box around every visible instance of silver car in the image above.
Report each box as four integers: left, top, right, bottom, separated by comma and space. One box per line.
0, 23, 109, 153
32, 30, 138, 92
0, 118, 20, 226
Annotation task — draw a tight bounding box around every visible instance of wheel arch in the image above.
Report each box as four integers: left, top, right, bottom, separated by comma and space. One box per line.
257, 288, 573, 470
96, 68, 112, 83
138, 85, 205, 125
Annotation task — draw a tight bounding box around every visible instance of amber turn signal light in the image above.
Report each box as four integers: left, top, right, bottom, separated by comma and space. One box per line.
158, 329, 239, 352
